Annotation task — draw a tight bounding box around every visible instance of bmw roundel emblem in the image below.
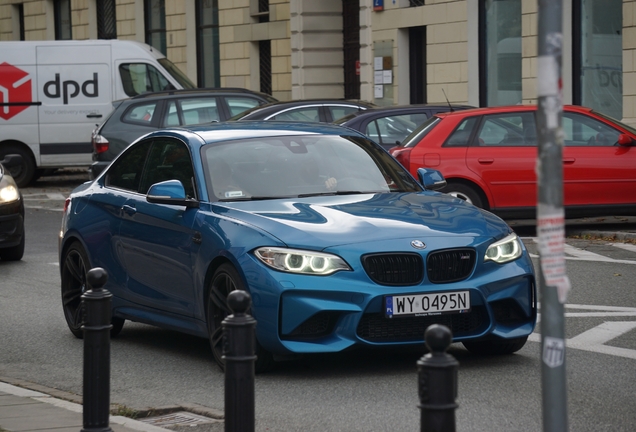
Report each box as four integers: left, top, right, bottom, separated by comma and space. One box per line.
411, 240, 426, 249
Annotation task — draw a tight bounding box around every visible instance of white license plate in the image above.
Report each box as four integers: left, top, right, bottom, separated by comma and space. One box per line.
385, 291, 470, 318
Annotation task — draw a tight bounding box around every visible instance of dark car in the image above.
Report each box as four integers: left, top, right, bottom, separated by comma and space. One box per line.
0, 154, 25, 261
61, 121, 536, 373
230, 99, 376, 122
89, 88, 278, 179
334, 104, 474, 150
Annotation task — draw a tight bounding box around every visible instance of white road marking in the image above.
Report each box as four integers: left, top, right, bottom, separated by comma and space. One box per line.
529, 304, 636, 360
613, 242, 636, 253
525, 237, 636, 264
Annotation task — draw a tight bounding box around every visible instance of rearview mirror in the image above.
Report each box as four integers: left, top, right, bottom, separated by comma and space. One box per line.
147, 179, 199, 208
617, 134, 634, 146
417, 168, 447, 191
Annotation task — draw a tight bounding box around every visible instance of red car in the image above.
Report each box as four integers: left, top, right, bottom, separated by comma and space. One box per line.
389, 105, 636, 218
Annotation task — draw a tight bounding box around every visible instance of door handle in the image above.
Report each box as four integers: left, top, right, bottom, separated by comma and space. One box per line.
563, 158, 575, 164
121, 205, 136, 216
86, 113, 102, 118
477, 158, 494, 164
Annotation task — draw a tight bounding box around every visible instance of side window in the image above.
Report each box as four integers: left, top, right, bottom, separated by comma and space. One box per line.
226, 97, 263, 117
138, 139, 196, 198
122, 102, 159, 125
164, 98, 220, 127
476, 113, 535, 146
106, 140, 152, 192
365, 121, 381, 143
272, 107, 321, 122
444, 117, 479, 147
328, 105, 362, 121
563, 113, 620, 146
119, 63, 175, 97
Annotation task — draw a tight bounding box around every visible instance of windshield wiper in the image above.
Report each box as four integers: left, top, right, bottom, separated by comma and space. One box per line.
297, 190, 365, 198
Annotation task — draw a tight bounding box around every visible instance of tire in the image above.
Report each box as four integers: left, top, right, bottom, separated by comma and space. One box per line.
0, 232, 25, 261
0, 144, 36, 188
462, 336, 528, 355
206, 263, 275, 373
61, 242, 124, 338
442, 182, 484, 208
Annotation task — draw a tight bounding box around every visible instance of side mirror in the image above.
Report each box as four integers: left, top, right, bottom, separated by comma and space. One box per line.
147, 179, 199, 208
417, 168, 447, 191
617, 134, 634, 146
0, 154, 24, 168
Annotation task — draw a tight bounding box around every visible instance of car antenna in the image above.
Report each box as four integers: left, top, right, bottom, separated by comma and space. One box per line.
442, 88, 453, 112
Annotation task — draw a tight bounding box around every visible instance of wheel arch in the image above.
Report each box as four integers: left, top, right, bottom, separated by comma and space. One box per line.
0, 139, 37, 165
202, 255, 247, 323
443, 177, 492, 210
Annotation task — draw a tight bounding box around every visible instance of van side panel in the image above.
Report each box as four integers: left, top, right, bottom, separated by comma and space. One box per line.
0, 46, 40, 161
36, 45, 113, 167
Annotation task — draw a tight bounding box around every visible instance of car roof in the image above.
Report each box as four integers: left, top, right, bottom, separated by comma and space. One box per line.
433, 104, 594, 119
114, 87, 278, 104
234, 99, 376, 117
338, 104, 474, 119
161, 120, 368, 145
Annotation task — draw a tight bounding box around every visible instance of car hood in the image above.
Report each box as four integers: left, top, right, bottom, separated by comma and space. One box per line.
211, 192, 510, 249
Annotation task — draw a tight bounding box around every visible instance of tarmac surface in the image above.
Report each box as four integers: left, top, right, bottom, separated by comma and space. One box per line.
3, 168, 635, 431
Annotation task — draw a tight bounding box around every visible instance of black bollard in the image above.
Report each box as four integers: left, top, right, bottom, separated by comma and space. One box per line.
223, 290, 256, 432
81, 267, 113, 432
417, 324, 458, 432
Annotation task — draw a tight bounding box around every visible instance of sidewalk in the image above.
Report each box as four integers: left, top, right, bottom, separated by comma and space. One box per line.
0, 382, 170, 432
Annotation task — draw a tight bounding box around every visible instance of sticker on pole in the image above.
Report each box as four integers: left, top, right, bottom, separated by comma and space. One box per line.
543, 336, 565, 368
537, 210, 571, 303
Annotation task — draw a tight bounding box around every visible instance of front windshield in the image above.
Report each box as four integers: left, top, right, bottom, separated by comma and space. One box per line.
593, 110, 636, 135
202, 135, 422, 201
158, 58, 196, 89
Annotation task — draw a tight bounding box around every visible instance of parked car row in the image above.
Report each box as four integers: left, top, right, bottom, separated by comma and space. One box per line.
87, 87, 636, 219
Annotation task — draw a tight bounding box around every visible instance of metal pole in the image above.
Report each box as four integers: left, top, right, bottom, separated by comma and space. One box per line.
81, 267, 113, 432
536, 1, 569, 431
417, 324, 458, 432
223, 290, 256, 432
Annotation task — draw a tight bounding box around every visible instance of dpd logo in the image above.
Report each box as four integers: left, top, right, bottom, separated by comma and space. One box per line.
43, 73, 99, 105
0, 62, 32, 121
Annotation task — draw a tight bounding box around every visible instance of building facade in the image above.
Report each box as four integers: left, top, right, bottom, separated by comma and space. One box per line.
1, 0, 633, 125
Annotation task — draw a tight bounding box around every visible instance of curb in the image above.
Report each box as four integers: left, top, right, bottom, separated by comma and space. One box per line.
0, 381, 170, 432
567, 229, 636, 242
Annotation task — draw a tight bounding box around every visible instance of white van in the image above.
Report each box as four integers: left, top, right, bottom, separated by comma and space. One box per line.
0, 39, 195, 186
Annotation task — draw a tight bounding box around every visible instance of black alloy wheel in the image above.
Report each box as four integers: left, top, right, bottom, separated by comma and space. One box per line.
206, 263, 275, 373
61, 242, 124, 338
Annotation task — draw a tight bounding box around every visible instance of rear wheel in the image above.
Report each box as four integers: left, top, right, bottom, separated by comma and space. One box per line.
206, 263, 275, 373
61, 242, 124, 338
442, 182, 484, 208
0, 144, 36, 188
462, 336, 528, 355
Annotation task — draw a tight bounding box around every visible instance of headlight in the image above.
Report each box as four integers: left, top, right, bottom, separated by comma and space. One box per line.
0, 174, 19, 204
485, 233, 522, 264
254, 247, 351, 275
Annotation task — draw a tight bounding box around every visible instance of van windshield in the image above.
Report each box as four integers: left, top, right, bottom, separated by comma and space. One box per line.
158, 58, 196, 89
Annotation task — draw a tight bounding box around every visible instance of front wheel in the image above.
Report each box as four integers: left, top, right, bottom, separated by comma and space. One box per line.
61, 242, 124, 338
206, 263, 275, 373
441, 182, 484, 208
462, 336, 528, 355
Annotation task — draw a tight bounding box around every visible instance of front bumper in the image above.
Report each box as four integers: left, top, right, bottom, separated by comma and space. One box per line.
0, 200, 24, 249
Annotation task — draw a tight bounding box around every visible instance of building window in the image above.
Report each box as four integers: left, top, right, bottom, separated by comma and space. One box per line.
145, 0, 167, 55
258, 0, 269, 23
13, 4, 25, 40
409, 0, 425, 6
196, 0, 220, 88
260, 40, 272, 95
54, 0, 72, 40
479, 0, 521, 106
97, 0, 117, 39
573, 0, 622, 119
